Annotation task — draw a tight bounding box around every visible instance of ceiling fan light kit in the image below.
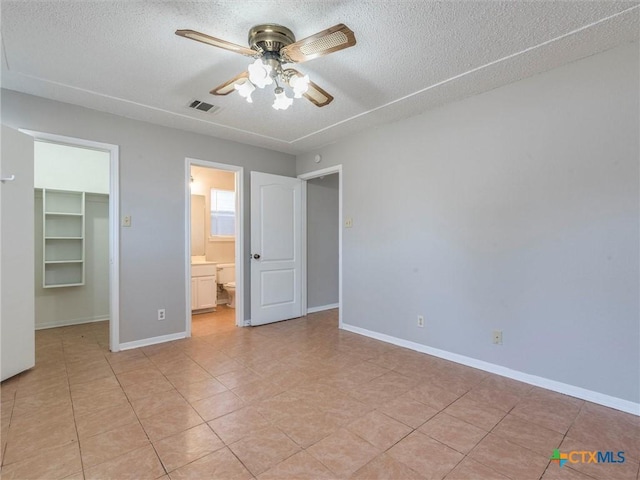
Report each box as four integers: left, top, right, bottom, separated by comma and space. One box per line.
176, 23, 356, 111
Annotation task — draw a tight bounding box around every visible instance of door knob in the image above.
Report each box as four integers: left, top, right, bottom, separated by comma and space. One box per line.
253, 254, 261, 259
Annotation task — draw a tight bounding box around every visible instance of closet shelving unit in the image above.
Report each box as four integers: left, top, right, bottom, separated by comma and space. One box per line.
42, 189, 85, 288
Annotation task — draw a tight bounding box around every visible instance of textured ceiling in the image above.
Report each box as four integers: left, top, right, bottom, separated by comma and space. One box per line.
1, 1, 638, 154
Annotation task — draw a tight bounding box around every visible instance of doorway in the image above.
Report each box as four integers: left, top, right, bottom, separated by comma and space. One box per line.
23, 130, 120, 351
300, 165, 343, 327
185, 159, 243, 336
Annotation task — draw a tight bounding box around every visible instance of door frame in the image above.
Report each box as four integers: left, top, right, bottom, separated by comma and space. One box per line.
184, 158, 244, 334
20, 129, 121, 351
298, 165, 343, 328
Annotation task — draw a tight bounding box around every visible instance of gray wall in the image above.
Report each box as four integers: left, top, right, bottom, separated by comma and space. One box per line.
2, 89, 296, 343
35, 192, 110, 328
307, 174, 339, 309
297, 42, 640, 403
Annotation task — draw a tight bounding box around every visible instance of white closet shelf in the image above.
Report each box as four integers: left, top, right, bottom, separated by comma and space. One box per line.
44, 212, 83, 216
44, 236, 83, 240
44, 260, 83, 264
42, 189, 85, 288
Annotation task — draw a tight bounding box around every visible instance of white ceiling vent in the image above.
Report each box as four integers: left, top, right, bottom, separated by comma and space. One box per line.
187, 99, 221, 114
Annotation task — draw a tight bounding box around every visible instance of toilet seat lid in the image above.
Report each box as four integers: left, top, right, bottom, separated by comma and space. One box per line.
224, 282, 235, 288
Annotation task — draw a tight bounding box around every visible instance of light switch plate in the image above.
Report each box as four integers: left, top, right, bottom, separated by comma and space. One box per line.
123, 215, 132, 227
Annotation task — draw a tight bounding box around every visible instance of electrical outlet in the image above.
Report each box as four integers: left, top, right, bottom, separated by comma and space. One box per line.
417, 315, 425, 328
158, 309, 166, 321
493, 330, 503, 345
344, 218, 353, 228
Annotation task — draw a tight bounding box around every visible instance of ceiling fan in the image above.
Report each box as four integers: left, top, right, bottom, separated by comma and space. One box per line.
176, 23, 356, 110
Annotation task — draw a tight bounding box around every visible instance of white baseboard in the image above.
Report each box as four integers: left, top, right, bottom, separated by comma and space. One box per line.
307, 303, 339, 314
35, 315, 109, 330
118, 331, 187, 351
341, 323, 640, 416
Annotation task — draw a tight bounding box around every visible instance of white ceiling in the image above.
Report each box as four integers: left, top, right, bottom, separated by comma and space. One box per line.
1, 1, 638, 155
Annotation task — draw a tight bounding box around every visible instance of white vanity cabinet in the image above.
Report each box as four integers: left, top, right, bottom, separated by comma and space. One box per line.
191, 262, 217, 311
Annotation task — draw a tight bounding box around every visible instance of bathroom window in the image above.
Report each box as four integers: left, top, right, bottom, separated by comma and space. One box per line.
210, 189, 235, 240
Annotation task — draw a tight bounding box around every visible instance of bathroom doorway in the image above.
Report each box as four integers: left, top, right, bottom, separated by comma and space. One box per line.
186, 159, 243, 336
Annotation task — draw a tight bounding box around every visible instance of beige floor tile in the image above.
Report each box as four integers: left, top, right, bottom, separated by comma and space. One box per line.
511, 395, 582, 434
14, 375, 68, 398
231, 378, 286, 404
70, 376, 120, 400
4, 416, 78, 465
109, 355, 154, 374
492, 413, 564, 456
122, 376, 175, 401
419, 412, 488, 454
566, 403, 640, 462
405, 383, 460, 411
347, 411, 413, 450
306, 428, 379, 477
165, 366, 212, 389
351, 452, 426, 480
67, 365, 115, 386
387, 431, 463, 480
130, 388, 187, 419
377, 393, 439, 428
541, 464, 602, 480
317, 392, 374, 423
116, 366, 165, 387
154, 423, 224, 472
11, 391, 72, 419
275, 410, 342, 448
151, 354, 199, 375
168, 447, 253, 480
228, 426, 301, 476
84, 444, 165, 480
191, 390, 245, 421
140, 404, 204, 441
201, 358, 244, 377
443, 395, 507, 431
257, 450, 335, 480
175, 378, 227, 403
461, 383, 524, 412
61, 471, 85, 480
75, 402, 139, 439
105, 348, 146, 364
468, 433, 549, 480
4, 312, 637, 480
207, 406, 271, 444
216, 368, 261, 389
559, 436, 639, 480
6, 401, 74, 430
257, 392, 320, 424
72, 387, 130, 417
0, 442, 82, 480
80, 421, 149, 467
444, 457, 510, 480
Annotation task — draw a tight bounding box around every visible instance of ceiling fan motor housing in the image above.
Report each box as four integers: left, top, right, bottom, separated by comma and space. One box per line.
248, 24, 295, 55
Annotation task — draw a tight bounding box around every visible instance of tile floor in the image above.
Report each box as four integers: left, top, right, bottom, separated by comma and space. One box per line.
1, 308, 638, 480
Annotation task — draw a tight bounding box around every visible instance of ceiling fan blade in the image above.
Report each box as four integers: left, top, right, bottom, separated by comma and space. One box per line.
176, 29, 258, 57
210, 71, 249, 96
280, 24, 356, 63
303, 80, 334, 107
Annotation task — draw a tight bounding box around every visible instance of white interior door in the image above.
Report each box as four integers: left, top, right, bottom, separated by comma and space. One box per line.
251, 172, 302, 326
1, 126, 35, 381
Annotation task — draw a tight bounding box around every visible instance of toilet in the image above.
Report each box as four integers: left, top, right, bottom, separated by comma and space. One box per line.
216, 263, 236, 308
